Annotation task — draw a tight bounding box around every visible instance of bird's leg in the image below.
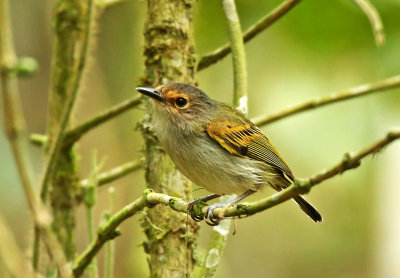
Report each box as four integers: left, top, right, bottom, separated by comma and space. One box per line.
187, 194, 221, 222
206, 189, 257, 225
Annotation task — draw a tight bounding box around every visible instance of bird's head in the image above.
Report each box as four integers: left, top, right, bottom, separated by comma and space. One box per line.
136, 83, 217, 132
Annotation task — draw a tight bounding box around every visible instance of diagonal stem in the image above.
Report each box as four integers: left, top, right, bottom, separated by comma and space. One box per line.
197, 0, 302, 71
252, 74, 400, 126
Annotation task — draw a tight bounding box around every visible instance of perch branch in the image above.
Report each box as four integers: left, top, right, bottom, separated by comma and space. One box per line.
72, 129, 400, 277
353, 0, 385, 46
197, 0, 302, 71
252, 74, 400, 126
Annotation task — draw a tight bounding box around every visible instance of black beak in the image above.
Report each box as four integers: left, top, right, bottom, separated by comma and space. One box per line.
136, 87, 163, 101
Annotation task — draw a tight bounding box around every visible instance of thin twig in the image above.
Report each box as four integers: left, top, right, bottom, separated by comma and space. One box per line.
73, 194, 147, 277
221, 0, 247, 109
80, 157, 144, 188
97, 0, 126, 9
200, 197, 232, 278
84, 152, 103, 278
64, 95, 142, 146
0, 0, 72, 276
197, 0, 302, 71
0, 0, 33, 214
72, 129, 400, 277
252, 74, 400, 126
353, 0, 385, 46
104, 187, 116, 278
30, 95, 142, 147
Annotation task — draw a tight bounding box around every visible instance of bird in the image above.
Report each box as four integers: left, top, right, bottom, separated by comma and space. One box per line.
136, 83, 322, 225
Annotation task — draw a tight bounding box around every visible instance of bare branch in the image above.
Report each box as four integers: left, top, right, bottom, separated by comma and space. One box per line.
252, 74, 400, 126
80, 158, 144, 188
30, 95, 143, 147
353, 0, 385, 46
221, 0, 247, 110
197, 0, 302, 71
64, 95, 142, 146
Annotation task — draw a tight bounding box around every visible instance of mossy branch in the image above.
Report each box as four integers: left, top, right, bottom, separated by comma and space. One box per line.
252, 74, 400, 126
197, 0, 302, 71
72, 129, 400, 277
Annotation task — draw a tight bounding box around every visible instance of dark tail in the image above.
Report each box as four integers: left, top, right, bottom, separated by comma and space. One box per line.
293, 196, 323, 222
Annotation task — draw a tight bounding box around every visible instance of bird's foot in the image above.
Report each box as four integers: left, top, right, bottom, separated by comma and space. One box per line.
188, 200, 226, 226
187, 194, 221, 223
205, 202, 232, 226
187, 198, 208, 222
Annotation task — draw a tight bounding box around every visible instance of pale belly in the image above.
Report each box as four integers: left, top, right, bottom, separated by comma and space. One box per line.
161, 133, 267, 195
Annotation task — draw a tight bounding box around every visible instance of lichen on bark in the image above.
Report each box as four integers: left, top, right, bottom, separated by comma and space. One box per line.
45, 0, 93, 261
139, 0, 199, 277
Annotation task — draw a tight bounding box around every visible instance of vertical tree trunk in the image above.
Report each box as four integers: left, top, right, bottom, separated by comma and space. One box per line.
140, 0, 198, 277
46, 0, 92, 260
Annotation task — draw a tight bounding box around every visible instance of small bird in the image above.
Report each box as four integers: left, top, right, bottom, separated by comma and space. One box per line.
136, 83, 322, 225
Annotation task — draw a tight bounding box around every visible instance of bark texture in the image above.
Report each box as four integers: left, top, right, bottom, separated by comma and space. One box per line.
46, 0, 92, 260
140, 0, 198, 277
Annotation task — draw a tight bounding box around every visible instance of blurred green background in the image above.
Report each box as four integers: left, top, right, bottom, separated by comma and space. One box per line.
1, 0, 400, 277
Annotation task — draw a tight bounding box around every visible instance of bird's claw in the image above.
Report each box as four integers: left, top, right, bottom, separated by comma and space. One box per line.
204, 203, 227, 226
204, 207, 220, 226
187, 198, 206, 222
188, 200, 226, 226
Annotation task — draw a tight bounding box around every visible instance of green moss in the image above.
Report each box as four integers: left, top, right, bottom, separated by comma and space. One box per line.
236, 203, 250, 216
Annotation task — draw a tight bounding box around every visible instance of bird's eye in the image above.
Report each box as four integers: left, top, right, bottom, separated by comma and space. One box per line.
175, 97, 188, 108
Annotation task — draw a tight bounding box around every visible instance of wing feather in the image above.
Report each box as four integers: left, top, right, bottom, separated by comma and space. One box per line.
205, 113, 294, 180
